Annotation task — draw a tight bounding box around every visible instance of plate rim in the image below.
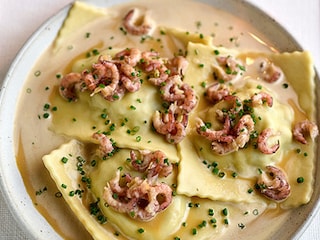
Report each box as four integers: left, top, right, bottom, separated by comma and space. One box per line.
0, 0, 318, 239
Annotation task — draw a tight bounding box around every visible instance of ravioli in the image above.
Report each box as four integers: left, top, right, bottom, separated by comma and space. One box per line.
41, 1, 318, 240
178, 42, 316, 208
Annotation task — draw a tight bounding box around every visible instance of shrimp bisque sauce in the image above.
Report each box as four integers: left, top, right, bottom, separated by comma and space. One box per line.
14, 1, 318, 240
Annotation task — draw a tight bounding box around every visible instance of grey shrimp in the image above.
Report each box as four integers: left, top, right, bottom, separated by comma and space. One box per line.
212, 56, 243, 82
205, 82, 230, 104
259, 59, 283, 83
59, 72, 82, 101
251, 92, 273, 107
123, 9, 154, 36
257, 165, 290, 201
233, 114, 255, 148
92, 132, 114, 157
130, 150, 173, 178
257, 128, 280, 154
103, 172, 173, 221
293, 120, 319, 144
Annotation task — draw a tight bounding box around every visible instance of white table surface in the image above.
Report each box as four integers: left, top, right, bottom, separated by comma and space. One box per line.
0, 0, 319, 239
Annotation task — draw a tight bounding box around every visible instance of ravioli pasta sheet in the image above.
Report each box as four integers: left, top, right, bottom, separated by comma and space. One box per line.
42, 1, 318, 240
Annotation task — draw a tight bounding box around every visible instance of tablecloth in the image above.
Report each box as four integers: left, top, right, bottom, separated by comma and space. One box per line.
0, 0, 319, 239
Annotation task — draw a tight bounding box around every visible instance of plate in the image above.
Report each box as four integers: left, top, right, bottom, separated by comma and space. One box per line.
0, 0, 318, 239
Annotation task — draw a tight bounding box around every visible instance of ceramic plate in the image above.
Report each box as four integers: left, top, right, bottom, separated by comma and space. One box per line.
0, 0, 318, 239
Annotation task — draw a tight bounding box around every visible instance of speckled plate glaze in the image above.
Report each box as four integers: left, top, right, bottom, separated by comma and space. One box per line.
0, 0, 318, 239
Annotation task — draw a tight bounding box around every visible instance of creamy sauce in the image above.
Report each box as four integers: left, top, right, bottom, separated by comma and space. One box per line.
14, 0, 315, 239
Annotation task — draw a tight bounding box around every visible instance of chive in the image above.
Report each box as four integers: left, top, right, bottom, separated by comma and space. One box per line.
208, 208, 214, 216
282, 83, 289, 89
61, 184, 67, 189
34, 70, 41, 77
192, 228, 197, 235
137, 228, 144, 234
69, 191, 75, 197
92, 49, 100, 55
222, 208, 228, 216
130, 105, 136, 110
210, 218, 217, 224
297, 177, 304, 183
43, 113, 50, 119
61, 157, 68, 164
101, 113, 107, 119
214, 49, 220, 55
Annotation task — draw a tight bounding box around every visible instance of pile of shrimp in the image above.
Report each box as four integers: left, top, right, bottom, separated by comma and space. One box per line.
196, 83, 278, 155
59, 46, 196, 144
196, 81, 319, 155
103, 150, 173, 221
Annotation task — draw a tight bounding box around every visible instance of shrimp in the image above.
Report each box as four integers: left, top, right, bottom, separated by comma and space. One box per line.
130, 150, 173, 178
121, 75, 141, 92
59, 72, 82, 101
212, 56, 243, 82
223, 95, 243, 114
259, 59, 283, 83
257, 165, 290, 201
257, 128, 280, 154
152, 110, 175, 135
114, 48, 141, 66
102, 83, 126, 102
166, 56, 189, 76
251, 92, 273, 107
92, 132, 114, 157
293, 120, 319, 144
206, 82, 230, 104
177, 84, 197, 114
126, 179, 173, 220
196, 116, 232, 142
148, 63, 170, 86
118, 63, 141, 92
107, 170, 132, 196
152, 104, 188, 144
82, 70, 97, 92
160, 75, 197, 113
211, 139, 239, 155
103, 172, 173, 221
166, 121, 187, 144
233, 114, 255, 148
196, 116, 238, 155
123, 9, 153, 36
90, 60, 120, 99
160, 75, 185, 102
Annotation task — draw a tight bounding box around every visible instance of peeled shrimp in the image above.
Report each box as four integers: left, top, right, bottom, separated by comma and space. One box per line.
166, 56, 189, 76
123, 9, 153, 36
205, 82, 230, 104
92, 132, 114, 157
233, 114, 255, 148
212, 56, 243, 82
130, 150, 173, 178
293, 120, 319, 144
114, 48, 141, 66
259, 59, 283, 83
257, 165, 290, 201
251, 92, 273, 107
59, 72, 82, 101
257, 128, 280, 154
103, 171, 173, 221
